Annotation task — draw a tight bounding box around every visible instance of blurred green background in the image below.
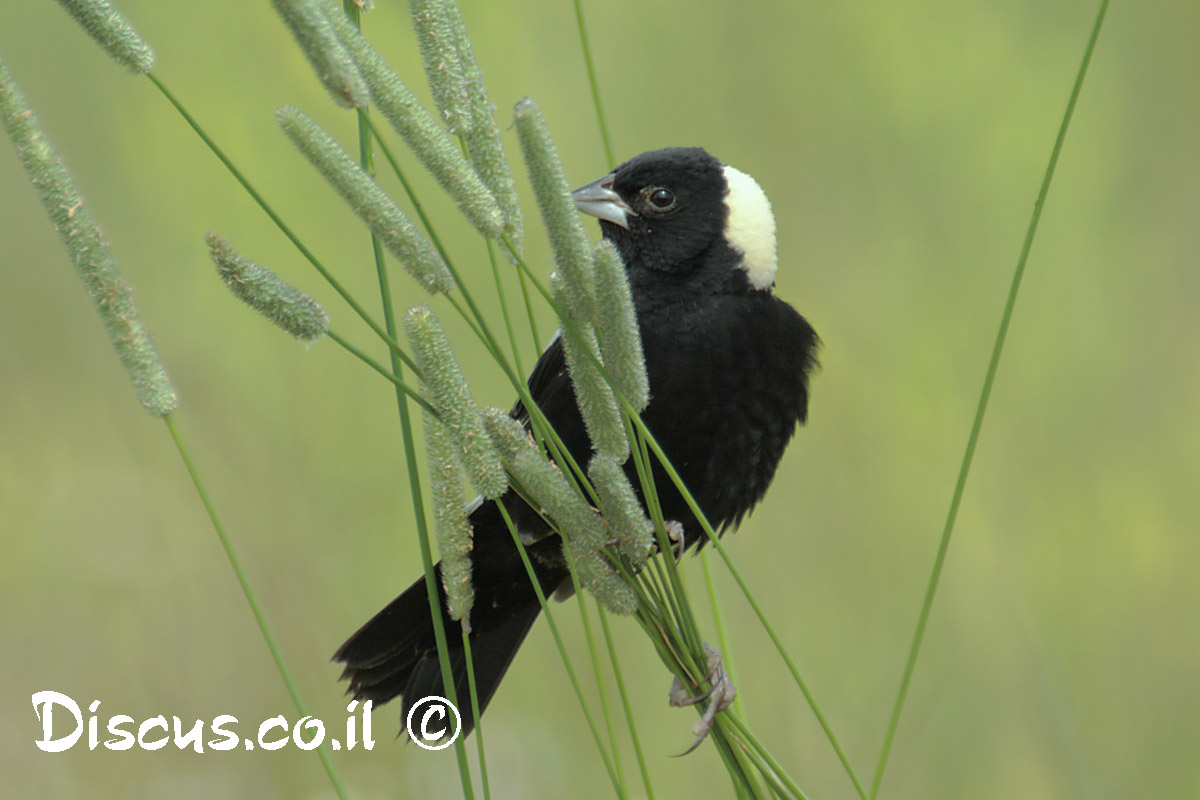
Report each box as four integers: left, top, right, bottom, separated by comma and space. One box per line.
2, 1, 1197, 797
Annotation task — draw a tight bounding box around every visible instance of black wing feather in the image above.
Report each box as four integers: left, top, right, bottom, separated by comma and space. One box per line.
510, 331, 569, 427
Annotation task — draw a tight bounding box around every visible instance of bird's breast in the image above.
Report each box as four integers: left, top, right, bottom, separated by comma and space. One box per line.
635, 293, 817, 533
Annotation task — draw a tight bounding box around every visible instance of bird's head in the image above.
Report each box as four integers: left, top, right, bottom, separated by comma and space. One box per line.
572, 147, 778, 293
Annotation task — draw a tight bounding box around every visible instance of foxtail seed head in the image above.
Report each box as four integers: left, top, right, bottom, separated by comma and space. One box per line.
277, 106, 455, 294
423, 411, 475, 629
514, 97, 594, 319
55, 0, 155, 74
270, 0, 368, 108
321, 1, 504, 239
0, 60, 175, 416
592, 240, 649, 412
207, 234, 329, 343
405, 306, 508, 498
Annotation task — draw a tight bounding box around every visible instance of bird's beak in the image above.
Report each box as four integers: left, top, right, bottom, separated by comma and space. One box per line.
571, 172, 635, 230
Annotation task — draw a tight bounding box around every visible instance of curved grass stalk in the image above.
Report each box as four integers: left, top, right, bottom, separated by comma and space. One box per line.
596, 601, 656, 799
145, 73, 421, 377
354, 80, 637, 794
571, 0, 615, 169
165, 416, 349, 799
700, 550, 744, 720
493, 501, 625, 796
340, 6, 478, 793
869, 2, 1112, 795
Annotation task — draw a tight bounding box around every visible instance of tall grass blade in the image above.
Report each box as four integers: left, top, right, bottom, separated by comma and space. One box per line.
869, 2, 1112, 795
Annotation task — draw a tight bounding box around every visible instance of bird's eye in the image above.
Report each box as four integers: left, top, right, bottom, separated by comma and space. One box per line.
648, 188, 676, 210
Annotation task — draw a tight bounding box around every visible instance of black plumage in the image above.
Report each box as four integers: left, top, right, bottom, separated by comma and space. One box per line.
333, 147, 819, 737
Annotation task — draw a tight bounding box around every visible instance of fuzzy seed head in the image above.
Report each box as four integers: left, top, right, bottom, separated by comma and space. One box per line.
321, 0, 504, 238
277, 106, 455, 293
56, 0, 155, 74
410, 0, 472, 135
552, 275, 628, 461
406, 306, 508, 498
423, 411, 475, 628
441, 0, 523, 251
515, 97, 594, 317
492, 418, 634, 614
592, 240, 649, 411
271, 0, 368, 108
1, 60, 175, 416
208, 234, 328, 343
589, 454, 654, 568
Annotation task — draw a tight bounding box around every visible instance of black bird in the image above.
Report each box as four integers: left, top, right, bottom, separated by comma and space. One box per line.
333, 147, 819, 738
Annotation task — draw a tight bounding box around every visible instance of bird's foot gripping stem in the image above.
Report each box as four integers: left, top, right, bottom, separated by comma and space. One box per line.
668, 643, 737, 755
663, 519, 685, 558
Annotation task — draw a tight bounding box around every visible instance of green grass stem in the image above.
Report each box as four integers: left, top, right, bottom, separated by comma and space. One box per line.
373, 226, 477, 800
564, 553, 629, 796
325, 329, 435, 415
163, 416, 348, 799
336, 9, 478, 783
868, 2, 1111, 795
460, 627, 492, 800
493, 501, 624, 796
700, 550, 744, 719
145, 73, 422, 377
343, 14, 494, 793
571, 0, 614, 169
597, 601, 656, 800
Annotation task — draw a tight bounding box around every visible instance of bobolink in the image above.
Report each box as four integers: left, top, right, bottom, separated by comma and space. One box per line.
335, 147, 819, 738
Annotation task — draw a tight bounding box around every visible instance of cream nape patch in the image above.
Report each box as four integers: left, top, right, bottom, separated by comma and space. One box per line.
721, 165, 778, 290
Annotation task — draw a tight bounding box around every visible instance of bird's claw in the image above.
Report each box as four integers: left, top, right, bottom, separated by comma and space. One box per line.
668, 643, 737, 755
663, 519, 685, 558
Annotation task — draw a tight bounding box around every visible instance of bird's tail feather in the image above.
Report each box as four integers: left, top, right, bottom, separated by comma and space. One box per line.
334, 541, 564, 737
